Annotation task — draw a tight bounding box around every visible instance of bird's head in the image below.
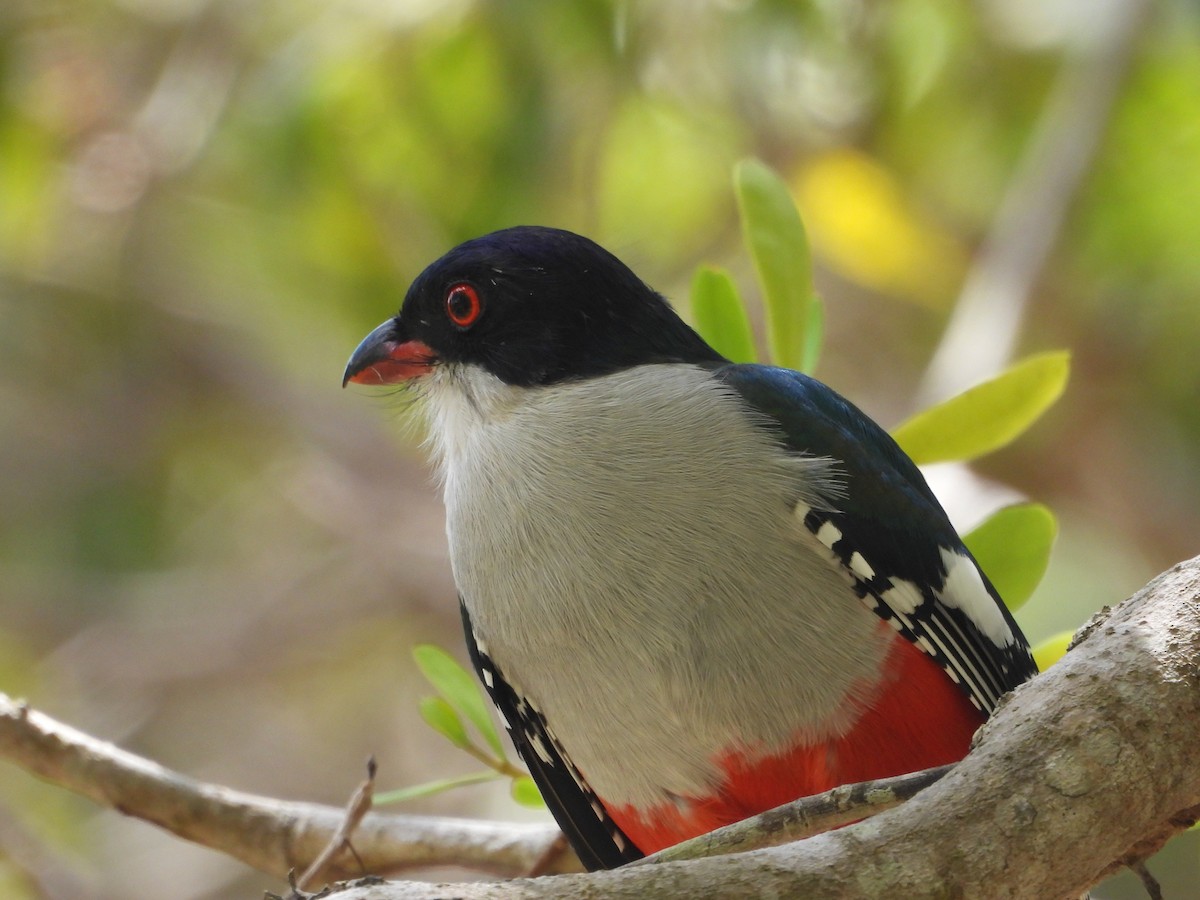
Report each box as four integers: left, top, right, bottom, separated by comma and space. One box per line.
342, 226, 723, 390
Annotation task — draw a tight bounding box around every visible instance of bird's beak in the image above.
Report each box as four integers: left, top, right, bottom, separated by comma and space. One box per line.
342, 319, 438, 387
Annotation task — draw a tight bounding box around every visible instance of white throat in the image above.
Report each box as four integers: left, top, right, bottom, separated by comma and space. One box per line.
420, 364, 531, 473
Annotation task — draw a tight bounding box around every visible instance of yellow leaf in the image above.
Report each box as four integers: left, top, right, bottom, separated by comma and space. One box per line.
796, 149, 966, 308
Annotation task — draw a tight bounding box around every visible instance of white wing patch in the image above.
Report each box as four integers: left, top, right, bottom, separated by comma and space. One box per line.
881, 578, 923, 615
815, 520, 843, 549
937, 548, 1016, 647
529, 732, 554, 764
848, 552, 875, 579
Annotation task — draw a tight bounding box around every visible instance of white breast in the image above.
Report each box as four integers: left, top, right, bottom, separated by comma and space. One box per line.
422, 363, 892, 811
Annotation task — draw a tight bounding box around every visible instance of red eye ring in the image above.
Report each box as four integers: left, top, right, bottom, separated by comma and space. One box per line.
445, 283, 483, 328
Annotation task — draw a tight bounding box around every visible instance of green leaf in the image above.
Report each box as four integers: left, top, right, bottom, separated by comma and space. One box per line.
413, 644, 505, 757
373, 771, 501, 806
419, 695, 469, 748
734, 158, 817, 373
510, 775, 546, 808
1031, 630, 1074, 671
892, 351, 1071, 464
962, 503, 1058, 613
803, 295, 825, 375
690, 266, 757, 364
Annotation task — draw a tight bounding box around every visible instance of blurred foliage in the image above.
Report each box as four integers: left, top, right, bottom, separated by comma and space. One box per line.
2, 1, 1199, 897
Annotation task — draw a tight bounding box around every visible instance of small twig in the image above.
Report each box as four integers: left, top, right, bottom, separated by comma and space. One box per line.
1131, 860, 1163, 900
524, 833, 570, 878
636, 763, 953, 865
295, 758, 378, 891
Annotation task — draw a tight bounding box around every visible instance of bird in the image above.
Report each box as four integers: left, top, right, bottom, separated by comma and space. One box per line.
343, 225, 1038, 870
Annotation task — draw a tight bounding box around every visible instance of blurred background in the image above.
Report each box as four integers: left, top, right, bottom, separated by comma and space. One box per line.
1, 0, 1198, 896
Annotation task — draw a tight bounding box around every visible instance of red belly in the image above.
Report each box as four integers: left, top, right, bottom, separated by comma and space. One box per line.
606, 631, 984, 854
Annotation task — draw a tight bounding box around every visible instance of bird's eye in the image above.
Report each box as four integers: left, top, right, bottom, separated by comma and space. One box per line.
445, 283, 483, 329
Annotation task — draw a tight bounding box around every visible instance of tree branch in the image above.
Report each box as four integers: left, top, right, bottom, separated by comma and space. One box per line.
320, 555, 1200, 898
0, 691, 938, 884
4, 556, 1199, 897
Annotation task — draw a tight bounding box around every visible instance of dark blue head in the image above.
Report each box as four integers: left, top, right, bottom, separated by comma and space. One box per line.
343, 226, 724, 388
